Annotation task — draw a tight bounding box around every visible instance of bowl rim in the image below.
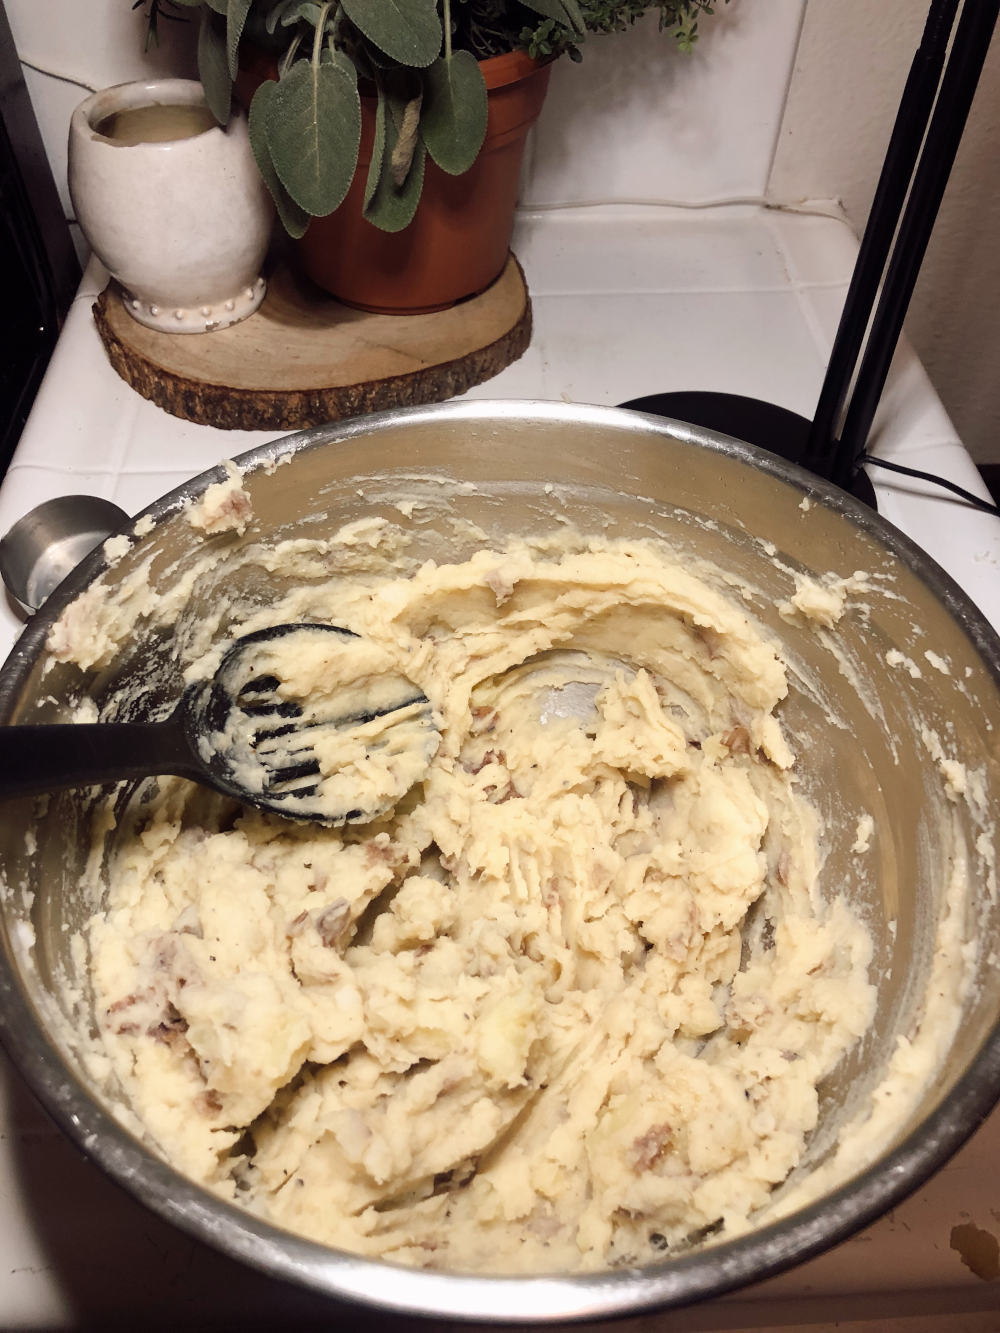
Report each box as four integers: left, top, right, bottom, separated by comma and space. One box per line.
1, 398, 999, 1322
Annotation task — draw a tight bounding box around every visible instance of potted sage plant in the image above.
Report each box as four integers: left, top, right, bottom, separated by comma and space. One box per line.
137, 0, 722, 311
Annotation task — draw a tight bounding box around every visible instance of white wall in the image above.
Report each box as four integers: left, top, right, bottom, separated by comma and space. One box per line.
769, 0, 1000, 464
10, 0, 1000, 462
5, 0, 196, 225
8, 0, 807, 327
7, 0, 804, 217
522, 0, 803, 206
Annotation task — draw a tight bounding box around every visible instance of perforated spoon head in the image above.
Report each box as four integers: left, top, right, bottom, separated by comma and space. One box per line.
183, 623, 440, 825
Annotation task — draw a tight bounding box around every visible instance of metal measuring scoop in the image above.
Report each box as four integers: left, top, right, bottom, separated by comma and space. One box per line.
0, 496, 131, 616
0, 624, 441, 824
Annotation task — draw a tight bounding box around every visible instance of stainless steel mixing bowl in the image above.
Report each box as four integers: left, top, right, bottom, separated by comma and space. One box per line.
0, 400, 998, 1322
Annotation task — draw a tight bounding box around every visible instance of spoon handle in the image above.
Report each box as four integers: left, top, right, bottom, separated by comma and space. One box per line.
0, 718, 201, 800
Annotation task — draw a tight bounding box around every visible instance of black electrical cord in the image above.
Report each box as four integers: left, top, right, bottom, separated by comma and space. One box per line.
861, 453, 1000, 517
621, 0, 1000, 519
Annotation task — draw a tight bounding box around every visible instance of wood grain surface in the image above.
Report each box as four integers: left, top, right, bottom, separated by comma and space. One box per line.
93, 254, 531, 431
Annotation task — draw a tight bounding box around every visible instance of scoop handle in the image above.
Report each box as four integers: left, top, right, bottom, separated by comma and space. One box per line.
0, 717, 202, 800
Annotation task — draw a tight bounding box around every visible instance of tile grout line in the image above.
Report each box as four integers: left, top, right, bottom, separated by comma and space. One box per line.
525, 280, 854, 300
760, 0, 809, 204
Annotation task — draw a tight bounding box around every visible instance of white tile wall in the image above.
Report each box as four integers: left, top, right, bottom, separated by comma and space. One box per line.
5, 0, 196, 90
7, 0, 804, 221
501, 205, 845, 418
6, 0, 197, 215
522, 0, 805, 206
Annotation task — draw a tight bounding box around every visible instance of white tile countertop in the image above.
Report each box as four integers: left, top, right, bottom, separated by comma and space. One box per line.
0, 205, 998, 1330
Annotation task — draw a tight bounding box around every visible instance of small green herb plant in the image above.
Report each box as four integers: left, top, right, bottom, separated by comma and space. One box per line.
136, 0, 720, 235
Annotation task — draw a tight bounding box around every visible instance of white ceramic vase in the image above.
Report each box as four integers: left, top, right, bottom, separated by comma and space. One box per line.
69, 79, 274, 334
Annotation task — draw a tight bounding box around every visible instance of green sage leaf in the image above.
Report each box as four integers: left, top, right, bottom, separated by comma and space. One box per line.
390, 92, 422, 185
226, 0, 253, 78
244, 5, 286, 47
278, 1, 326, 24
266, 57, 361, 216
365, 141, 425, 233
198, 8, 233, 124
420, 51, 486, 175
265, 0, 297, 32
247, 79, 309, 237
363, 85, 388, 212
558, 0, 587, 37
202, 0, 228, 14
382, 66, 421, 129
340, 0, 441, 68
520, 0, 585, 37
363, 86, 426, 232
325, 45, 358, 77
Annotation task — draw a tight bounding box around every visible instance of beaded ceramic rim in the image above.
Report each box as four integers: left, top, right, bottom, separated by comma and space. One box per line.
118, 275, 266, 334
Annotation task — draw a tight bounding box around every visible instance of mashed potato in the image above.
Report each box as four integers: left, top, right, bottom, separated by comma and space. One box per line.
81, 533, 875, 1273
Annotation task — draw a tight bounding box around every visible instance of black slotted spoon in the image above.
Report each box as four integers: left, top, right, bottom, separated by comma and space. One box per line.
0, 623, 441, 825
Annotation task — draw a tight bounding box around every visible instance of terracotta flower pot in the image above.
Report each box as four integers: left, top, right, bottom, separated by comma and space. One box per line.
238, 50, 551, 315
303, 51, 550, 313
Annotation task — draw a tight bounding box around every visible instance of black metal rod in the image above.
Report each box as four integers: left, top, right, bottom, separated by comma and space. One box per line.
801, 0, 960, 475
832, 0, 1000, 486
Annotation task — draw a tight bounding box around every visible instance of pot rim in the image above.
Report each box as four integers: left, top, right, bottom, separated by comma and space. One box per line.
71, 77, 225, 144
1, 398, 998, 1322
478, 46, 555, 90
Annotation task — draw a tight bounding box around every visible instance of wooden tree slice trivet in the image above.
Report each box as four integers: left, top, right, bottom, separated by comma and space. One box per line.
92, 254, 531, 431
